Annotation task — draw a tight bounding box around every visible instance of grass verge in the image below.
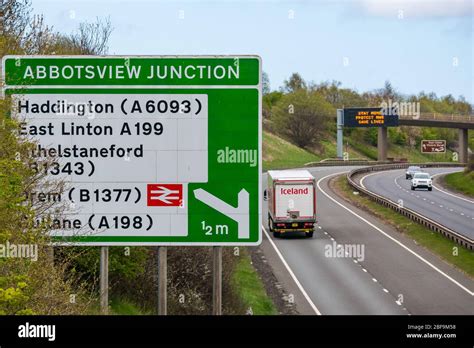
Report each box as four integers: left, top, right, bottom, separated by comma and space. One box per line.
334, 175, 474, 278
263, 131, 320, 170
232, 249, 278, 315
109, 297, 151, 315
443, 171, 474, 198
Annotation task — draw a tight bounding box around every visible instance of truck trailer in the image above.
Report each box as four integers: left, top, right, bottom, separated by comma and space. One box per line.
266, 170, 316, 238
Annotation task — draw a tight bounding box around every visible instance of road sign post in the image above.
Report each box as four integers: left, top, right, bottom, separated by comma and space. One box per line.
212, 246, 223, 315
100, 246, 109, 314
336, 109, 344, 159
158, 246, 167, 315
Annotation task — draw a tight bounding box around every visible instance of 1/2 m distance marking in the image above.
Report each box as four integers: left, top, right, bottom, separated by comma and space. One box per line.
201, 221, 229, 236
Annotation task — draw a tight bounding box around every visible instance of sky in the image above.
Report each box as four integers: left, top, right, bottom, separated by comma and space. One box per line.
30, 0, 473, 102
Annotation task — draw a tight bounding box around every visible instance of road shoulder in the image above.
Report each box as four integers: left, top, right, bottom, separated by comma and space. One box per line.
250, 232, 317, 315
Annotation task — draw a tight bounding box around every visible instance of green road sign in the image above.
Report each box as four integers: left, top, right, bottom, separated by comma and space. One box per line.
2, 55, 262, 246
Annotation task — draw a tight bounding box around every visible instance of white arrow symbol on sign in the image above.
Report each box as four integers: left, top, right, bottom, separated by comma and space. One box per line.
194, 188, 249, 239
150, 187, 181, 205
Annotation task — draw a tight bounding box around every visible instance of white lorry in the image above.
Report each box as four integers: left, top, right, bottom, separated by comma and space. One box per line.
266, 170, 316, 238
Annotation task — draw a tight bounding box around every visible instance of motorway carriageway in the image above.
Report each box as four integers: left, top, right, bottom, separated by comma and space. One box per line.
260, 166, 474, 315
360, 167, 474, 240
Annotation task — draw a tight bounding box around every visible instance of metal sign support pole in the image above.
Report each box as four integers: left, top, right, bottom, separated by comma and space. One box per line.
212, 246, 223, 315
100, 246, 109, 314
337, 109, 344, 159
158, 246, 168, 315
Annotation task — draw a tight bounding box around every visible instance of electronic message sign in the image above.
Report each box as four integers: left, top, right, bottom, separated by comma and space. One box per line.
343, 107, 399, 127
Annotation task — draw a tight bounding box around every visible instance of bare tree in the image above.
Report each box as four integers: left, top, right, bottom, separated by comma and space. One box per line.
66, 17, 113, 55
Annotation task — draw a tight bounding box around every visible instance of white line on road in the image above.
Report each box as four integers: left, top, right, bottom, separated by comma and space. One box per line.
363, 170, 473, 214
261, 226, 322, 315
431, 172, 474, 204
360, 170, 391, 189
316, 172, 474, 296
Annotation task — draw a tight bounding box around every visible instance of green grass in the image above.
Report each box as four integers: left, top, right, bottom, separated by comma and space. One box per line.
444, 171, 474, 197
263, 130, 448, 172
263, 131, 321, 170
232, 249, 278, 315
335, 175, 474, 278
347, 138, 378, 160
263, 131, 370, 171
109, 297, 151, 315
320, 138, 367, 160
389, 143, 454, 163
347, 139, 455, 163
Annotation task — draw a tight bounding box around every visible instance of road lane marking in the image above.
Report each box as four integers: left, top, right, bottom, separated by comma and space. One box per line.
431, 172, 474, 204
317, 172, 474, 296
364, 170, 472, 220
261, 226, 322, 315
360, 170, 392, 189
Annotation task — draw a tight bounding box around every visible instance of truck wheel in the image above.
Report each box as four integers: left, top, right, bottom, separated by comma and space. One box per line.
428, 187, 432, 191
273, 231, 281, 238
268, 217, 273, 232
411, 186, 415, 191
306, 231, 314, 238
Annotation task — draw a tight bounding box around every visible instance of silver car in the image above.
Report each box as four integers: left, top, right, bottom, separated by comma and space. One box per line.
405, 166, 422, 179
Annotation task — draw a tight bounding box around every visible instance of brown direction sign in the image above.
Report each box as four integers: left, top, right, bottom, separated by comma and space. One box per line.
421, 140, 446, 153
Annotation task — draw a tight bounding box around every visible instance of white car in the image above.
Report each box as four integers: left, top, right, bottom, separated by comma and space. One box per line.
411, 172, 433, 191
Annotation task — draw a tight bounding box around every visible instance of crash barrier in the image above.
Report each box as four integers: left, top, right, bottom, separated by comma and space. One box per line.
346, 163, 473, 250
305, 159, 386, 167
